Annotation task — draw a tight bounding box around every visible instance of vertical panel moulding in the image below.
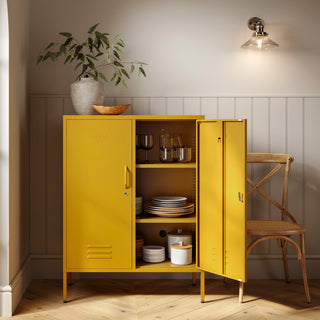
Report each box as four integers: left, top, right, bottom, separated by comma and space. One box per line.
46, 97, 64, 254
201, 97, 218, 119
184, 97, 201, 115
235, 98, 252, 152
235, 97, 252, 219
251, 97, 269, 254
287, 97, 304, 255
63, 96, 76, 115
166, 97, 183, 115
269, 98, 287, 254
149, 97, 166, 115
29, 96, 47, 254
304, 97, 320, 254
132, 97, 149, 115
104, 96, 116, 108
218, 98, 235, 119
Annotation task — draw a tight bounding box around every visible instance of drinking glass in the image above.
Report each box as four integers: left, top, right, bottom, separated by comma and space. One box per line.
177, 147, 192, 163
173, 134, 184, 161
139, 134, 154, 163
159, 134, 173, 163
136, 134, 141, 150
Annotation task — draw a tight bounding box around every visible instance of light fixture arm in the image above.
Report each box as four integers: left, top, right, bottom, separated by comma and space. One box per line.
248, 17, 268, 37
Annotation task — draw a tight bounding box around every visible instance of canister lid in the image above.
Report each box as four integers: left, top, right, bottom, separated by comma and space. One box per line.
171, 242, 192, 250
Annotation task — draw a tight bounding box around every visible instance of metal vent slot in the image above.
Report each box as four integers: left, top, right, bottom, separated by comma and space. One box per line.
87, 245, 112, 259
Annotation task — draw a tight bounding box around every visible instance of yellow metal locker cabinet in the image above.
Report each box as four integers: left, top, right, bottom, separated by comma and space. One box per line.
63, 115, 246, 302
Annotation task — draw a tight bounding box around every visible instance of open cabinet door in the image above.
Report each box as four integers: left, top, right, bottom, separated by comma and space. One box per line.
197, 119, 247, 282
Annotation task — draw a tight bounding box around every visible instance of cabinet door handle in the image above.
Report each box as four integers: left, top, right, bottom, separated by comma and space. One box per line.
124, 165, 130, 189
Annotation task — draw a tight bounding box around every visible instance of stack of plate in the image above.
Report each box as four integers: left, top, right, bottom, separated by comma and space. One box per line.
152, 196, 187, 207
144, 196, 194, 217
136, 196, 143, 215
136, 235, 144, 260
142, 245, 165, 263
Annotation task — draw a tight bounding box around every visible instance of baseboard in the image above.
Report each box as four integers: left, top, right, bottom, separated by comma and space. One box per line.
0, 256, 32, 316
10, 256, 32, 315
0, 285, 12, 317
31, 254, 320, 280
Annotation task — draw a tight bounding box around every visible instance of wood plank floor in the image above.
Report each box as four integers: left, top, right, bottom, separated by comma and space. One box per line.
5, 278, 320, 319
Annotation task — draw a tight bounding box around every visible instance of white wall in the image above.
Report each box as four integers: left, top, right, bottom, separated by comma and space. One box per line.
27, 0, 320, 280
0, 0, 10, 290
8, 0, 30, 283
7, 0, 31, 315
29, 0, 320, 96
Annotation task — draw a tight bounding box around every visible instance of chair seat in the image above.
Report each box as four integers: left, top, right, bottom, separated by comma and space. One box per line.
247, 220, 306, 236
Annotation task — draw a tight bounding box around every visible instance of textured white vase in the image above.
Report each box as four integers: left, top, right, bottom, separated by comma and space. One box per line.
70, 77, 104, 115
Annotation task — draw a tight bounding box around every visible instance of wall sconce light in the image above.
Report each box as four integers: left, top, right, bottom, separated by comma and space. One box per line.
241, 17, 279, 49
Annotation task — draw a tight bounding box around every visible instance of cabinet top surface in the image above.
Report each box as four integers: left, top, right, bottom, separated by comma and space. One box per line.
63, 115, 205, 120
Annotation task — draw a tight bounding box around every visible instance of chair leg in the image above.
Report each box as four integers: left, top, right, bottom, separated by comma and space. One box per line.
281, 239, 290, 283
300, 234, 311, 303
239, 281, 244, 303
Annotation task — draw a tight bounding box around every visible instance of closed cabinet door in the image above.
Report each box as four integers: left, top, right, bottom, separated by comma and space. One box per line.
65, 119, 133, 269
197, 119, 247, 282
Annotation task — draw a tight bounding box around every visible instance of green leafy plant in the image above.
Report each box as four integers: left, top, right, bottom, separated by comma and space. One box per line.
37, 23, 147, 87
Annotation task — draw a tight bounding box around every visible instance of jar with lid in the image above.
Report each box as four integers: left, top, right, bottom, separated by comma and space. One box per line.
167, 228, 192, 258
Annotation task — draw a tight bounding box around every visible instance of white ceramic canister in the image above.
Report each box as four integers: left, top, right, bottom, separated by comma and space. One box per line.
167, 228, 192, 258
171, 241, 192, 265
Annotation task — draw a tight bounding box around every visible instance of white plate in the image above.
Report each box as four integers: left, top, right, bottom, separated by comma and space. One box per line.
152, 202, 186, 208
143, 245, 165, 252
152, 196, 187, 202
143, 257, 165, 263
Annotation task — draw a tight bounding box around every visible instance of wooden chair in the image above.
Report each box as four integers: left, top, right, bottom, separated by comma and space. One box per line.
239, 153, 311, 303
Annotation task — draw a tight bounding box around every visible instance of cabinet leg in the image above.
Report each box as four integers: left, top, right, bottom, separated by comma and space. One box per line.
239, 281, 244, 303
200, 271, 205, 303
192, 272, 196, 286
63, 271, 67, 303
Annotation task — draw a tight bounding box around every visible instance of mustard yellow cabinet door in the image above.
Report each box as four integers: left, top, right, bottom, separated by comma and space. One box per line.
224, 120, 247, 282
197, 121, 224, 275
197, 120, 247, 282
65, 119, 133, 270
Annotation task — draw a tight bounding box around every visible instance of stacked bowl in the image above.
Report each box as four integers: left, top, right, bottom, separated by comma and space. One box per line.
142, 245, 165, 263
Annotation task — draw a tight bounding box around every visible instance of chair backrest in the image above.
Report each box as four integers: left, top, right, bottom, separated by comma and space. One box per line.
247, 153, 297, 223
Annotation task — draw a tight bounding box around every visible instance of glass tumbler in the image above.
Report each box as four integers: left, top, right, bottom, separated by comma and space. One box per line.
177, 147, 192, 163
173, 134, 184, 161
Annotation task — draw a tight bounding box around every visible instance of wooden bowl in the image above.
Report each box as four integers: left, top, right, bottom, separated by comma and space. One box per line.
92, 104, 131, 115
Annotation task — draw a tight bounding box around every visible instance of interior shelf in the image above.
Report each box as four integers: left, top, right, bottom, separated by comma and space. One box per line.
135, 259, 198, 272
136, 162, 196, 169
136, 214, 196, 223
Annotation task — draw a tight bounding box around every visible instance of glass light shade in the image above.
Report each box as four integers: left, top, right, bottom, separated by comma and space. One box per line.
241, 35, 279, 49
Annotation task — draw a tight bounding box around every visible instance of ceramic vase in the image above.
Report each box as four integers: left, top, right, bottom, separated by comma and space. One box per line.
70, 77, 104, 115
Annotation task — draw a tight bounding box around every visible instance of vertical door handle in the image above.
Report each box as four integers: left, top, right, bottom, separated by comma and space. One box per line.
124, 165, 130, 189
238, 192, 244, 203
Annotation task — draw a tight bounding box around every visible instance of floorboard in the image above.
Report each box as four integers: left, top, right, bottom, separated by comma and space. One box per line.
4, 279, 320, 319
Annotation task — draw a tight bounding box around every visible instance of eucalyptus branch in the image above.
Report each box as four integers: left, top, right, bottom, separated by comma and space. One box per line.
36, 23, 147, 86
